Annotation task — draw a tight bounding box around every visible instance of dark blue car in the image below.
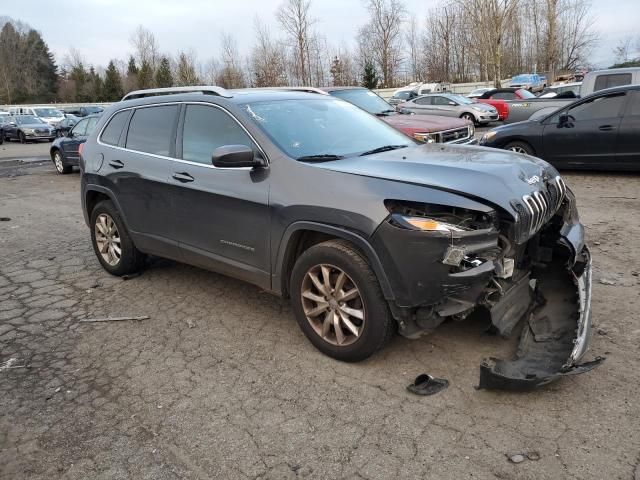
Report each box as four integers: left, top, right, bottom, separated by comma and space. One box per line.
49, 114, 100, 174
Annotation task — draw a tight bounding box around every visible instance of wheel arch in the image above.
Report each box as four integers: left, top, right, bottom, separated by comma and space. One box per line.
502, 138, 537, 156
83, 186, 130, 230
274, 222, 394, 301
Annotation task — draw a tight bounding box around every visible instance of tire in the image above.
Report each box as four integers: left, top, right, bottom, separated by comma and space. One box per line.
460, 112, 476, 124
504, 141, 535, 156
90, 200, 145, 276
18, 131, 26, 144
51, 150, 72, 174
290, 239, 395, 362
0, 132, 3, 145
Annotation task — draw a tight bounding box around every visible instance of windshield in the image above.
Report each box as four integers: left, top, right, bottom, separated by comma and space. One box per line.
448, 94, 474, 105
16, 116, 44, 124
517, 89, 537, 99
512, 75, 533, 83
33, 108, 62, 117
329, 89, 395, 115
243, 98, 413, 160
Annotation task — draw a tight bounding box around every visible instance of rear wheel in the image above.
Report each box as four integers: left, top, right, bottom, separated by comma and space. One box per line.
290, 240, 395, 362
90, 200, 145, 276
52, 150, 72, 174
504, 141, 535, 156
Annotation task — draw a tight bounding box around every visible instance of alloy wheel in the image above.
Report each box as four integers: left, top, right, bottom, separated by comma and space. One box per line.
53, 152, 64, 173
94, 213, 122, 266
508, 146, 528, 154
300, 264, 365, 346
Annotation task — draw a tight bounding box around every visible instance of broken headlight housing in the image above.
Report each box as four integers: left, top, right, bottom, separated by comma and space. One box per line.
385, 200, 497, 232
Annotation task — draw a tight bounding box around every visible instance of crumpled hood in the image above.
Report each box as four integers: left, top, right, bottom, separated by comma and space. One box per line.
316, 143, 559, 216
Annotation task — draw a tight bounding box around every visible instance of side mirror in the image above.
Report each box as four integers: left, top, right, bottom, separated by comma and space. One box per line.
448, 101, 457, 106
67, 130, 74, 138
212, 145, 262, 168
558, 114, 571, 127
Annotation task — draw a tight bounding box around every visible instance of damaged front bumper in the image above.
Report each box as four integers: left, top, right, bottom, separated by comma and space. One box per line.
478, 239, 604, 391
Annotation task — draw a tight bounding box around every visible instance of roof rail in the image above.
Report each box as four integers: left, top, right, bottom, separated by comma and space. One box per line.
121, 86, 232, 101
266, 86, 329, 95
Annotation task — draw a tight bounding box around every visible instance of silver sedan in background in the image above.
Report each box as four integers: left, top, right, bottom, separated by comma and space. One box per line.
398, 93, 499, 125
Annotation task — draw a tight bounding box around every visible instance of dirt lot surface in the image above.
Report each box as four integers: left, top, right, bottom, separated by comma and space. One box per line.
1, 143, 639, 480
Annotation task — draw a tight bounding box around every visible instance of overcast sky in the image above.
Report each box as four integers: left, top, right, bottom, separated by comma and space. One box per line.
6, 0, 640, 71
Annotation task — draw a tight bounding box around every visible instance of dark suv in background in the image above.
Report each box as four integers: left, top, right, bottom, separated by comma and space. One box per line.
80, 86, 600, 390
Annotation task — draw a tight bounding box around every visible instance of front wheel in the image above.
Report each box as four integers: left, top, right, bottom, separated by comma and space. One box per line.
461, 112, 476, 124
18, 131, 26, 144
504, 141, 535, 156
290, 240, 395, 362
90, 200, 145, 276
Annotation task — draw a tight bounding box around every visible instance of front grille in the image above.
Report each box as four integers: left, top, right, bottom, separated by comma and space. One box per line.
439, 126, 471, 144
512, 175, 567, 243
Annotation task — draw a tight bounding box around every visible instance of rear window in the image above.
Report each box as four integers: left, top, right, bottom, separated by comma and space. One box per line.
594, 73, 632, 92
100, 111, 130, 146
125, 105, 178, 156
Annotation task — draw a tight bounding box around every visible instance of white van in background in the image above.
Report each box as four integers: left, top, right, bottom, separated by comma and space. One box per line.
580, 67, 640, 96
8, 106, 65, 126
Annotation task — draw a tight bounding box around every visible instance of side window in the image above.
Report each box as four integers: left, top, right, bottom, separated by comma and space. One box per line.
126, 105, 178, 156
415, 97, 431, 105
100, 111, 129, 146
72, 119, 89, 136
85, 117, 99, 135
568, 93, 626, 121
594, 73, 632, 92
626, 90, 640, 116
433, 96, 450, 106
181, 105, 254, 165
492, 92, 515, 100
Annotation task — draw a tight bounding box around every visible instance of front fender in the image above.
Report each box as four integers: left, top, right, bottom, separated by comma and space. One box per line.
272, 221, 394, 300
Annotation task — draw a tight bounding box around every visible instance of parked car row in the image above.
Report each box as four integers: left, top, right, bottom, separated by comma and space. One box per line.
480, 84, 640, 170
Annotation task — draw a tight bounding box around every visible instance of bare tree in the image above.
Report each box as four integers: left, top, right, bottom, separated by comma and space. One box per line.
361, 0, 405, 87
216, 32, 246, 88
174, 50, 200, 86
613, 35, 634, 64
130, 25, 160, 71
556, 0, 598, 71
250, 19, 288, 87
405, 17, 424, 82
277, 0, 314, 85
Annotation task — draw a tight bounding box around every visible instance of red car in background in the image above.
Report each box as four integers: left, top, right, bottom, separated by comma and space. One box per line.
474, 88, 537, 121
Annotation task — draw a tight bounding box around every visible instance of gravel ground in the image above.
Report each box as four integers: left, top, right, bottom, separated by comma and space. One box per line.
0, 143, 639, 480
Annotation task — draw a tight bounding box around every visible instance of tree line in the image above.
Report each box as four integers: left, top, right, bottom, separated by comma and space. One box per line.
1, 0, 605, 104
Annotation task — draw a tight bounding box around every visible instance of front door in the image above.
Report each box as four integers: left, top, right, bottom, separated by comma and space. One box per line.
168, 103, 271, 288
63, 118, 89, 162
542, 91, 626, 168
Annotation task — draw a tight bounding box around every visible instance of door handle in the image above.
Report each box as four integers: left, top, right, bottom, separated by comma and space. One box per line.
108, 159, 124, 169
598, 125, 613, 131
172, 172, 194, 183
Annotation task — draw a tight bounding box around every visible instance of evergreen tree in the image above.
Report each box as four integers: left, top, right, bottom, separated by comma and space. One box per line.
176, 53, 199, 86
138, 59, 154, 89
127, 56, 138, 76
103, 60, 124, 101
155, 56, 173, 87
361, 61, 379, 90
125, 55, 139, 91
70, 62, 89, 101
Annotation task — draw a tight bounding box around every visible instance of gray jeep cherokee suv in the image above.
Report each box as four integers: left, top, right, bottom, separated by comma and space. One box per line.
80, 86, 600, 390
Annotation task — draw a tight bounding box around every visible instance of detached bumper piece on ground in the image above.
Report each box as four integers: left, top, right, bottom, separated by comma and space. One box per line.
478, 243, 604, 391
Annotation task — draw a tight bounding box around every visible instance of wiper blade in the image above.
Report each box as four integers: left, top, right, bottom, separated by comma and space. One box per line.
297, 154, 344, 162
359, 145, 409, 156
375, 109, 397, 116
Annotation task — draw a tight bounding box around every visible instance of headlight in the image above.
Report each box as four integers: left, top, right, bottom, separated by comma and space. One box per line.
413, 132, 436, 143
391, 214, 470, 232
471, 106, 485, 112
468, 124, 475, 137
481, 131, 497, 143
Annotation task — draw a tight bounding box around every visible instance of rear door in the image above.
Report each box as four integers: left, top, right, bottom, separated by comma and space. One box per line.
167, 103, 271, 288
615, 90, 640, 169
103, 105, 178, 255
542, 91, 626, 168
406, 96, 433, 114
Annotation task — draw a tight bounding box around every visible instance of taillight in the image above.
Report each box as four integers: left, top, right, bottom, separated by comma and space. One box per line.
78, 143, 85, 156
